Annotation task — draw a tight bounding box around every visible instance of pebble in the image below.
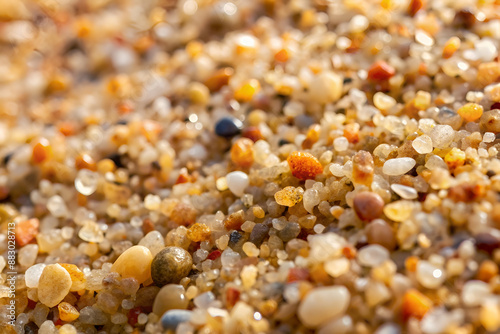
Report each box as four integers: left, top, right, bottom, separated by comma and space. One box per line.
429, 125, 455, 149
367, 60, 395, 81
390, 184, 418, 200
416, 261, 446, 289
18, 244, 38, 267
78, 306, 108, 325
318, 316, 353, 334
161, 310, 192, 331
25, 263, 46, 288
111, 245, 153, 284
151, 247, 193, 286
383, 158, 416, 176
38, 264, 72, 307
365, 219, 396, 250
226, 171, 249, 197
401, 289, 433, 320
214, 117, 243, 138
274, 186, 304, 207
353, 192, 385, 222
75, 169, 99, 196
287, 151, 324, 180
297, 286, 350, 328
309, 72, 343, 104
153, 284, 188, 316
461, 280, 490, 307
139, 231, 166, 256
412, 135, 433, 154
357, 244, 390, 267
458, 103, 483, 122
373, 92, 396, 111
480, 109, 500, 133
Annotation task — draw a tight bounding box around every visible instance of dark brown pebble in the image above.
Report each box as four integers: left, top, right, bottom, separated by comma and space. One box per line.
475, 233, 500, 255
151, 247, 193, 286
353, 192, 385, 222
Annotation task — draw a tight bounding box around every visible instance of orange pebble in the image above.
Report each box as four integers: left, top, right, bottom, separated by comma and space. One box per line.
75, 154, 97, 171
287, 151, 324, 180
405, 256, 419, 272
242, 126, 264, 142
367, 60, 395, 81
344, 123, 360, 144
477, 260, 498, 282
402, 289, 433, 320
302, 124, 321, 149
234, 79, 261, 103
32, 138, 52, 164
444, 148, 466, 170
58, 302, 80, 322
205, 68, 234, 92
187, 223, 211, 242
458, 103, 483, 122
58, 122, 77, 136
59, 264, 86, 292
15, 218, 39, 247
274, 48, 290, 62
442, 36, 461, 59
231, 138, 254, 168
408, 0, 425, 16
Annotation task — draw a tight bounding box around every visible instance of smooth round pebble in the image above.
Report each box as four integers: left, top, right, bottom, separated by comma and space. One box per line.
214, 117, 243, 138
111, 245, 153, 284
357, 244, 390, 267
353, 192, 385, 221
151, 247, 193, 286
38, 264, 72, 307
416, 261, 446, 289
153, 284, 188, 316
161, 310, 192, 330
383, 158, 416, 176
298, 286, 350, 328
462, 280, 490, 307
226, 171, 249, 197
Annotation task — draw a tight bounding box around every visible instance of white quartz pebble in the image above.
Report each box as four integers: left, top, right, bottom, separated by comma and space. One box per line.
226, 171, 249, 197
25, 263, 46, 288
462, 280, 491, 307
357, 245, 389, 267
298, 286, 350, 328
391, 184, 418, 200
416, 261, 446, 289
412, 135, 433, 154
383, 158, 416, 176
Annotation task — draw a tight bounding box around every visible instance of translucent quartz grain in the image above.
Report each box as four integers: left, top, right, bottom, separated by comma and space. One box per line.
225, 171, 249, 197
416, 261, 446, 289
25, 263, 46, 288
390, 184, 418, 199
75, 169, 99, 196
298, 286, 350, 328
309, 72, 343, 104
373, 92, 396, 111
357, 245, 390, 267
333, 137, 349, 152
18, 244, 38, 267
383, 158, 416, 176
429, 125, 455, 149
111, 245, 153, 284
38, 264, 72, 307
462, 280, 490, 307
412, 135, 433, 154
